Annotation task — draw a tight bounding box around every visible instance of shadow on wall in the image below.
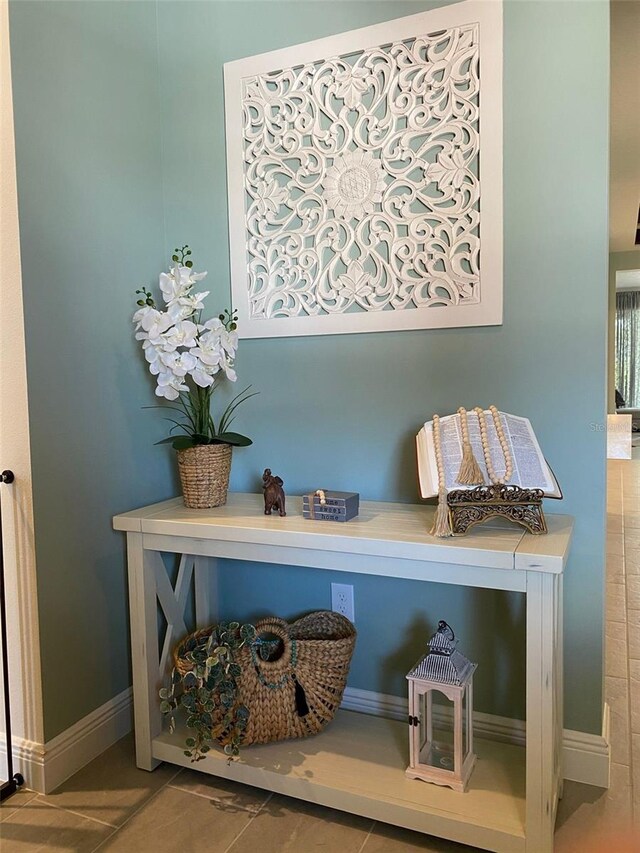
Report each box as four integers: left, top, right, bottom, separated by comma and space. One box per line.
381, 590, 525, 720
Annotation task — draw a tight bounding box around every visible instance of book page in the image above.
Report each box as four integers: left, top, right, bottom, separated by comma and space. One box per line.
502, 413, 556, 493
416, 426, 437, 497
439, 415, 467, 492
417, 411, 560, 498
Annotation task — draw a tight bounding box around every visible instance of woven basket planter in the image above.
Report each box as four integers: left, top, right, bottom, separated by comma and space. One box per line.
176, 443, 232, 509
174, 611, 356, 747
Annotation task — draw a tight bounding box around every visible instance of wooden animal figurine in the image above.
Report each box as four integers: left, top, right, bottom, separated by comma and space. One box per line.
262, 469, 286, 517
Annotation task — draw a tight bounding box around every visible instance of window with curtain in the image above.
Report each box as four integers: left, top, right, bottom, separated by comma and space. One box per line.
616, 290, 640, 408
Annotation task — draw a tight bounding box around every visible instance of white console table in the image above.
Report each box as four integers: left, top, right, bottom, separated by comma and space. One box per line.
113, 493, 572, 853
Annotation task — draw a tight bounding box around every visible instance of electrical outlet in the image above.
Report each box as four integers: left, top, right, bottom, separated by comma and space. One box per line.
331, 582, 355, 623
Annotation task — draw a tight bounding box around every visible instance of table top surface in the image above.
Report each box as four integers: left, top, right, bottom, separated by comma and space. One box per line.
114, 493, 573, 574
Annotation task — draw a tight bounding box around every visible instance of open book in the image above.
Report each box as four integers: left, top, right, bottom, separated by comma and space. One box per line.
416, 411, 561, 499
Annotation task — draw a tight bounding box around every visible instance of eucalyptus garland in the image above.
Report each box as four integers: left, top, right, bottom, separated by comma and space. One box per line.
159, 621, 257, 761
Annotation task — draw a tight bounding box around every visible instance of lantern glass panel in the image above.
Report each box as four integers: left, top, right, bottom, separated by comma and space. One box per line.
418, 688, 455, 772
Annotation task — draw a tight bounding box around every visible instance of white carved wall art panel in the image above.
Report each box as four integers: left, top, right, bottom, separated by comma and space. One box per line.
225, 1, 502, 338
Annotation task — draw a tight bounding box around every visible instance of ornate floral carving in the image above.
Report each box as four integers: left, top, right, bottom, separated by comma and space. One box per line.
240, 23, 481, 321
324, 151, 385, 220
335, 260, 374, 306
447, 486, 547, 536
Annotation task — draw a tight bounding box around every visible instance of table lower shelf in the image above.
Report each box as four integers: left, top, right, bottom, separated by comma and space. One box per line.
153, 710, 526, 853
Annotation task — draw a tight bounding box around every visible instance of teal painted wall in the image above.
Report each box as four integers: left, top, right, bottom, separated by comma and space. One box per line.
9, 0, 176, 740
9, 0, 609, 739
157, 0, 609, 733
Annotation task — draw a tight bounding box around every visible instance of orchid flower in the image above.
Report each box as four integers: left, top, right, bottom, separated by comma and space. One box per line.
159, 264, 207, 304
135, 308, 173, 339
132, 246, 253, 449
189, 360, 217, 388
155, 372, 189, 401
192, 330, 224, 369
167, 290, 210, 323
160, 320, 199, 351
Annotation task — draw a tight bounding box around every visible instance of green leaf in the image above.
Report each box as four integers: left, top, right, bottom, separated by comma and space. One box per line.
210, 669, 223, 686
215, 432, 253, 447
158, 687, 169, 699
159, 700, 171, 714
185, 260, 193, 268
240, 624, 257, 642
171, 436, 197, 450
154, 435, 188, 445
185, 737, 196, 748
191, 434, 212, 445
217, 386, 259, 436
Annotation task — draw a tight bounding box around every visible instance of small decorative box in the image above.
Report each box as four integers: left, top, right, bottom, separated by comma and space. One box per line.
302, 490, 359, 522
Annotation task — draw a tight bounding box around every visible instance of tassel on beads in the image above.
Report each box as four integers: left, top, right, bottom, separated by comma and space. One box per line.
430, 487, 452, 538
457, 441, 485, 485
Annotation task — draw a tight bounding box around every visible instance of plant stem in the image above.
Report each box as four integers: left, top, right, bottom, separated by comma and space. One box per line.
193, 385, 213, 438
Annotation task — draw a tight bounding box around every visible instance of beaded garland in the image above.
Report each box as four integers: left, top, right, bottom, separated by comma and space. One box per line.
430, 414, 451, 537
474, 405, 513, 485
456, 407, 485, 485
459, 406, 472, 446
431, 406, 514, 537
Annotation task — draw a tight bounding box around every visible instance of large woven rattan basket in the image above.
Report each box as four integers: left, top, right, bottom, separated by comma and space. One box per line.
176, 443, 232, 509
174, 611, 356, 747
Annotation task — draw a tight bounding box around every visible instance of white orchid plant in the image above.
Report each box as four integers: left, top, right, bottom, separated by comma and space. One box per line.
133, 246, 255, 450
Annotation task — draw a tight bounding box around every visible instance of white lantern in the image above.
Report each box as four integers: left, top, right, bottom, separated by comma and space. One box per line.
406, 621, 477, 792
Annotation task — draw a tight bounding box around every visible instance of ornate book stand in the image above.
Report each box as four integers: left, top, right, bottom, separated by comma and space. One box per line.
447, 485, 547, 536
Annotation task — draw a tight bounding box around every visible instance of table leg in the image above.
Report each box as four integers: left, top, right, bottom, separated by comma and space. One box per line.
556, 574, 564, 800
126, 533, 161, 771
526, 571, 559, 852
194, 555, 218, 628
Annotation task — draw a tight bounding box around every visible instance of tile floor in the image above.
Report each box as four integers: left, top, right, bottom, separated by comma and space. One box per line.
1, 459, 639, 852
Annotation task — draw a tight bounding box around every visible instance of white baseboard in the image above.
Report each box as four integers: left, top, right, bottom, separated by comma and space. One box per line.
1, 685, 609, 793
0, 735, 46, 794
341, 687, 610, 789
0, 687, 133, 794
